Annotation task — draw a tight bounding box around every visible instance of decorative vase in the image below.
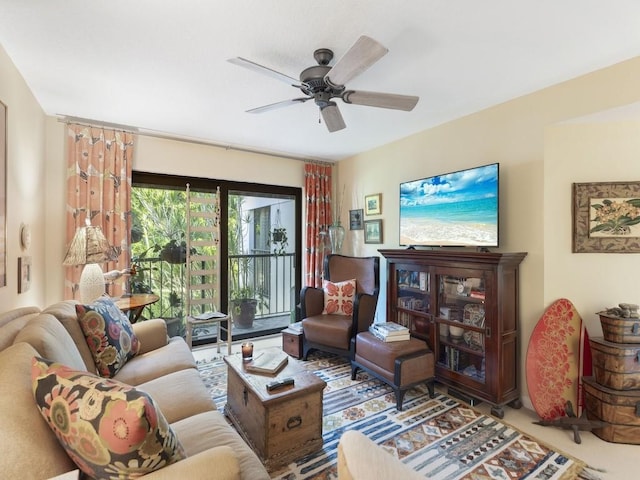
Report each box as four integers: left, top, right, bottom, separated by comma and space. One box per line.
328, 222, 345, 253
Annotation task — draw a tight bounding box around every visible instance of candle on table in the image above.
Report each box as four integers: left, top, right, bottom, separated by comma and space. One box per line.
241, 342, 253, 361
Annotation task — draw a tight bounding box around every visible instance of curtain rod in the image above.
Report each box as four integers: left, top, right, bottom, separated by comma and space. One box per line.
56, 115, 333, 164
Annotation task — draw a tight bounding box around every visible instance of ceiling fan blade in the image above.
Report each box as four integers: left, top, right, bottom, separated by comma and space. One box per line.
324, 35, 388, 88
228, 57, 306, 88
320, 102, 346, 132
246, 97, 311, 114
342, 90, 419, 111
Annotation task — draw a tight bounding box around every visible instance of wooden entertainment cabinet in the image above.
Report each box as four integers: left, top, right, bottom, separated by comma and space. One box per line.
379, 249, 527, 417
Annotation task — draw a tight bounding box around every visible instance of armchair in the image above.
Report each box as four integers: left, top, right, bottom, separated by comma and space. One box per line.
301, 254, 380, 360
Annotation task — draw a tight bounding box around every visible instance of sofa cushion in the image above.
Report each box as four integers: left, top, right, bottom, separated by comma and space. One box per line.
322, 278, 356, 315
14, 314, 87, 371
0, 343, 76, 479
171, 410, 270, 480
76, 296, 141, 377
140, 447, 240, 480
114, 337, 197, 386
136, 368, 216, 423
302, 314, 353, 349
32, 357, 186, 479
0, 308, 40, 351
43, 300, 97, 373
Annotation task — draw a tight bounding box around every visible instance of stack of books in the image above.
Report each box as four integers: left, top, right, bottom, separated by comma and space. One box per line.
369, 322, 411, 342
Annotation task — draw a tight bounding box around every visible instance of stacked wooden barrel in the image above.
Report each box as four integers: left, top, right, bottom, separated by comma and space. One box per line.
583, 310, 640, 444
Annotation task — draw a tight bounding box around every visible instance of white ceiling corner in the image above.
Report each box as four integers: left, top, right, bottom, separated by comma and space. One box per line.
1, 0, 639, 161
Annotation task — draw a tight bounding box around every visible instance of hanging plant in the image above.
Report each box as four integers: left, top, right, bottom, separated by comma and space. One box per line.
270, 227, 288, 255
159, 239, 187, 264
270, 208, 288, 255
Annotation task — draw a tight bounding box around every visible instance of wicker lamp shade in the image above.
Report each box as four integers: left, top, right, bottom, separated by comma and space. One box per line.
63, 222, 118, 302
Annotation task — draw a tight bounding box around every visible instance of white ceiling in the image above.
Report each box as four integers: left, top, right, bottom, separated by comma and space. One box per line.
1, 1, 640, 162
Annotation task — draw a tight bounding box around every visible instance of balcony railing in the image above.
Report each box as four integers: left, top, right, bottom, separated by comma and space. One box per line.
228, 252, 295, 318
129, 252, 295, 325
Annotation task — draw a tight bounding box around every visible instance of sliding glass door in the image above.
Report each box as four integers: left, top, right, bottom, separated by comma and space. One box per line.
228, 189, 298, 339
130, 172, 302, 345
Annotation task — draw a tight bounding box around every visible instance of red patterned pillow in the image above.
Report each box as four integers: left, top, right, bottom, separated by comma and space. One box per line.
322, 279, 356, 315
76, 296, 141, 378
31, 357, 185, 479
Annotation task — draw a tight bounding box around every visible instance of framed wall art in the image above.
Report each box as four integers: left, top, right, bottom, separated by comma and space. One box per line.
18, 256, 31, 293
365, 193, 381, 215
349, 209, 363, 230
572, 181, 640, 253
364, 219, 383, 244
0, 100, 6, 287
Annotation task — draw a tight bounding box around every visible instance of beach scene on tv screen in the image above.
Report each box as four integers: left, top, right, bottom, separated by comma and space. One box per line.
400, 164, 498, 246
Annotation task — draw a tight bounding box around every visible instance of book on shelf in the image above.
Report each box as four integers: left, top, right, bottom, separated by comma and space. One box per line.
397, 296, 426, 312
244, 350, 288, 375
369, 326, 411, 342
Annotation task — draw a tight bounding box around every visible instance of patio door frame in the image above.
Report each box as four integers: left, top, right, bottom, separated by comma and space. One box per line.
132, 171, 303, 326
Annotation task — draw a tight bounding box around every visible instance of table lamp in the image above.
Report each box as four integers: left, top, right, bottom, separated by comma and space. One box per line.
63, 220, 118, 303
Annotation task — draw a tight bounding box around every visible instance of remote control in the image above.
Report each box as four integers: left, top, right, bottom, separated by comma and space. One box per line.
266, 377, 294, 392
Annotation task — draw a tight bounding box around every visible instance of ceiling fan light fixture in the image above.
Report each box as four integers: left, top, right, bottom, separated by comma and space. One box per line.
320, 102, 346, 132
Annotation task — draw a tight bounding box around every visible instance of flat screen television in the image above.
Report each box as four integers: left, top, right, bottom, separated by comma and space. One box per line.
399, 163, 499, 247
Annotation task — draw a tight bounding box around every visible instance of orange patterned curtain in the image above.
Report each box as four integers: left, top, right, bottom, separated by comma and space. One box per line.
65, 124, 134, 299
304, 162, 332, 287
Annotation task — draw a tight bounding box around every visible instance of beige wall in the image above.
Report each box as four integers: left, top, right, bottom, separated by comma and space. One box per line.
544, 119, 640, 331
133, 135, 304, 186
335, 56, 640, 408
0, 44, 47, 307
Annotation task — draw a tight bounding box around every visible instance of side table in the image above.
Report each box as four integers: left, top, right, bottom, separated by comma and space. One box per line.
113, 294, 159, 323
282, 322, 303, 359
224, 349, 325, 471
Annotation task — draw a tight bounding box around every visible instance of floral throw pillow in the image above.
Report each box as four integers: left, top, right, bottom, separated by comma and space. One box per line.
322, 279, 356, 315
76, 296, 141, 378
31, 357, 185, 479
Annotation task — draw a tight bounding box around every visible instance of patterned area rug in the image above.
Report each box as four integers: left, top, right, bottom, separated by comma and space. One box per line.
197, 352, 599, 480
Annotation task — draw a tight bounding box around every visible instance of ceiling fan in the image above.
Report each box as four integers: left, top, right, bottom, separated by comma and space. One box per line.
228, 35, 419, 132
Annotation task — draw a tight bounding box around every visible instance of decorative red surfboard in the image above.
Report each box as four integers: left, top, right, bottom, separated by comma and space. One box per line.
525, 298, 592, 420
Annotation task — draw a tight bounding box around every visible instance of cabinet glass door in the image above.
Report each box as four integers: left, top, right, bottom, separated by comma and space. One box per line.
395, 268, 430, 340
436, 274, 486, 383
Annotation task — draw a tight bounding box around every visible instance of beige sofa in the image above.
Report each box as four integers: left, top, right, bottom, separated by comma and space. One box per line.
0, 301, 270, 480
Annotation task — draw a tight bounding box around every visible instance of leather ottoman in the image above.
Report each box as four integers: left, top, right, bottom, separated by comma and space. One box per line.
351, 331, 435, 410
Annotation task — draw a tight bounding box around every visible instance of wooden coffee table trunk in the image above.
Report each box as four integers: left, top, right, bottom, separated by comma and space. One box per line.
224, 349, 326, 471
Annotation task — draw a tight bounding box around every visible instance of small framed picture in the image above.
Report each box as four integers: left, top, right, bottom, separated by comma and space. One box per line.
364, 219, 383, 244
349, 209, 364, 230
18, 256, 31, 293
365, 193, 381, 215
